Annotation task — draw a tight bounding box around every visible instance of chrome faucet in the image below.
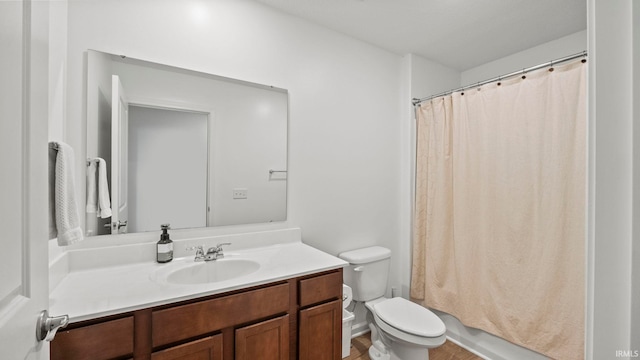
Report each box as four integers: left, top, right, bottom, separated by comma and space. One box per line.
186, 243, 231, 262
186, 245, 206, 261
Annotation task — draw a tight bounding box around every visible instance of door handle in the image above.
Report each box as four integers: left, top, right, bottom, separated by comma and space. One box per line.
36, 310, 69, 342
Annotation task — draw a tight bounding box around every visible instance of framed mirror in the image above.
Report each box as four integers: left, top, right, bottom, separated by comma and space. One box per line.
85, 50, 288, 237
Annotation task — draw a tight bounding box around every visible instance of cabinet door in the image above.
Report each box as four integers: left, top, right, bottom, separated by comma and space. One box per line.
299, 300, 342, 360
151, 335, 223, 360
236, 315, 289, 360
51, 316, 134, 360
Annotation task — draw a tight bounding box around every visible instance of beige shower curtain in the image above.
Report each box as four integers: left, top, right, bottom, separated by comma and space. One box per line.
411, 60, 586, 360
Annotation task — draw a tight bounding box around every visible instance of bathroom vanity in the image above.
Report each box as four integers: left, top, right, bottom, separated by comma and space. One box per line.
49, 229, 346, 360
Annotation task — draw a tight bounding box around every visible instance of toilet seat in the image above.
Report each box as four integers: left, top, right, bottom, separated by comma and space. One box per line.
373, 297, 446, 337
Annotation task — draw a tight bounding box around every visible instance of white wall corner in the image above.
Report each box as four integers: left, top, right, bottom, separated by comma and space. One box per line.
398, 54, 414, 298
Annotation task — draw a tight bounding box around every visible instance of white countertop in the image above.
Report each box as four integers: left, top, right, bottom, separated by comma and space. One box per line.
50, 241, 347, 323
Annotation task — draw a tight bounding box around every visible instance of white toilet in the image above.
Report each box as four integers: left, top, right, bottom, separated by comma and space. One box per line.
339, 246, 446, 360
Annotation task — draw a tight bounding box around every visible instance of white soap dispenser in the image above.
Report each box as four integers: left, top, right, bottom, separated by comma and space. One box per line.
156, 224, 173, 263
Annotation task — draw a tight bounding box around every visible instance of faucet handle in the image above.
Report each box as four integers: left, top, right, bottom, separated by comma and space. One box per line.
186, 245, 206, 256
186, 244, 203, 251
215, 243, 231, 250
209, 243, 231, 259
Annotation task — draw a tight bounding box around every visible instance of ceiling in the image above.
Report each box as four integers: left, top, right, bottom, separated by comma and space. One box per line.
253, 0, 587, 71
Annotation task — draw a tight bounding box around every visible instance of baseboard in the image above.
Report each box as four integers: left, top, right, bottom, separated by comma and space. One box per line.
350, 321, 370, 338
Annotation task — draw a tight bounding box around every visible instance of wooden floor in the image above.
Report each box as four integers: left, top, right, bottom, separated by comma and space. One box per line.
345, 333, 483, 360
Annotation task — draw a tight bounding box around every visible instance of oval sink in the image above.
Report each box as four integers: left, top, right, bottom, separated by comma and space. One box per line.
165, 259, 260, 285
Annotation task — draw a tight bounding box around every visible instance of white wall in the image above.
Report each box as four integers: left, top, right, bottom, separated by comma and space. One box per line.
65, 0, 403, 276
48, 1, 67, 142
461, 30, 587, 86
632, 1, 640, 351
588, 0, 634, 358
409, 54, 461, 100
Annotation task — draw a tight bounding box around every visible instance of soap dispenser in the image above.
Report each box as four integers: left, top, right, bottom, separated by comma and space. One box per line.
157, 224, 173, 263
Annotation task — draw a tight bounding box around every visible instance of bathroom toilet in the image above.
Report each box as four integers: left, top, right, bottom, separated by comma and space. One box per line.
339, 246, 446, 360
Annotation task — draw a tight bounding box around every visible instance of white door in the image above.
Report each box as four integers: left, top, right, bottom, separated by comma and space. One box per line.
0, 1, 51, 358
111, 75, 129, 234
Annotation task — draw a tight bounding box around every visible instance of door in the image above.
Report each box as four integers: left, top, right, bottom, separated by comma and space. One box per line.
111, 75, 129, 234
127, 105, 208, 232
0, 0, 51, 359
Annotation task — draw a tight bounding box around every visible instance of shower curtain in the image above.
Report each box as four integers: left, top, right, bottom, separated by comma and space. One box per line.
411, 60, 586, 360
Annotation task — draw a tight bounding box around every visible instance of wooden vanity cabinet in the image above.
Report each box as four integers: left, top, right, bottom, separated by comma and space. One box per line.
51, 268, 342, 360
297, 271, 343, 360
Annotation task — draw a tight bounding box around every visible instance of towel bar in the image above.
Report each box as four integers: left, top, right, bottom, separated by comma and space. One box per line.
86, 158, 100, 166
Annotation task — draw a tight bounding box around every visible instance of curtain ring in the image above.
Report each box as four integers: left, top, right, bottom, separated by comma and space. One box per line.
497, 76, 501, 86
521, 68, 526, 80
549, 60, 554, 72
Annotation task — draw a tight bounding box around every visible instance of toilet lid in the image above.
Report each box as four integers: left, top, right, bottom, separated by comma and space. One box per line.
374, 298, 446, 337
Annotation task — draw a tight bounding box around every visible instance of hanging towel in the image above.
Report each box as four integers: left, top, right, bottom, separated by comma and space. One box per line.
49, 141, 84, 246
86, 158, 111, 218
97, 158, 112, 218
86, 160, 98, 214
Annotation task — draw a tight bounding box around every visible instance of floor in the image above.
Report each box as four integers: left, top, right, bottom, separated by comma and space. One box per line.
345, 333, 483, 360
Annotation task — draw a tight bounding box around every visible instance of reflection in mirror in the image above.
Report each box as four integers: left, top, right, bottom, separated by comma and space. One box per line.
85, 50, 288, 237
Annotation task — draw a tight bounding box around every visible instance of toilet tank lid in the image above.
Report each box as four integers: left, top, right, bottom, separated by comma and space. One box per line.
338, 246, 391, 264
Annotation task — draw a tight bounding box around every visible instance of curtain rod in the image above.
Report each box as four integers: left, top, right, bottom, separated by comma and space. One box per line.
412, 50, 587, 106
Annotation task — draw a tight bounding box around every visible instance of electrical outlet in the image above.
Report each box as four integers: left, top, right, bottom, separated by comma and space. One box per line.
233, 188, 248, 199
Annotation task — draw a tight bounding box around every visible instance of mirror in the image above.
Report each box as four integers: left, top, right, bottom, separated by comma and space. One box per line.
85, 50, 288, 237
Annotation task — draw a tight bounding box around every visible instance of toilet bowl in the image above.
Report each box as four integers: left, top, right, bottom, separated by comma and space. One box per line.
338, 246, 446, 360
366, 297, 446, 360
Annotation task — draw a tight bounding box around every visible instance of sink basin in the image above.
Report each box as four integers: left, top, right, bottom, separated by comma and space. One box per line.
164, 259, 260, 285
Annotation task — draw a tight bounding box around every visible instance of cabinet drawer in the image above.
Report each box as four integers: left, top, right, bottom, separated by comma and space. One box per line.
152, 334, 223, 360
51, 316, 134, 360
299, 271, 342, 308
152, 283, 290, 347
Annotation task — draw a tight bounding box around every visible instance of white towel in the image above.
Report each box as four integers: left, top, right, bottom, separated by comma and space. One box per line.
97, 158, 112, 218
86, 160, 98, 213
49, 141, 84, 246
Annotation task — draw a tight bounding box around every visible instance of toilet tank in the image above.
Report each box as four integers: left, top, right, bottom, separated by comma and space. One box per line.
338, 246, 391, 302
